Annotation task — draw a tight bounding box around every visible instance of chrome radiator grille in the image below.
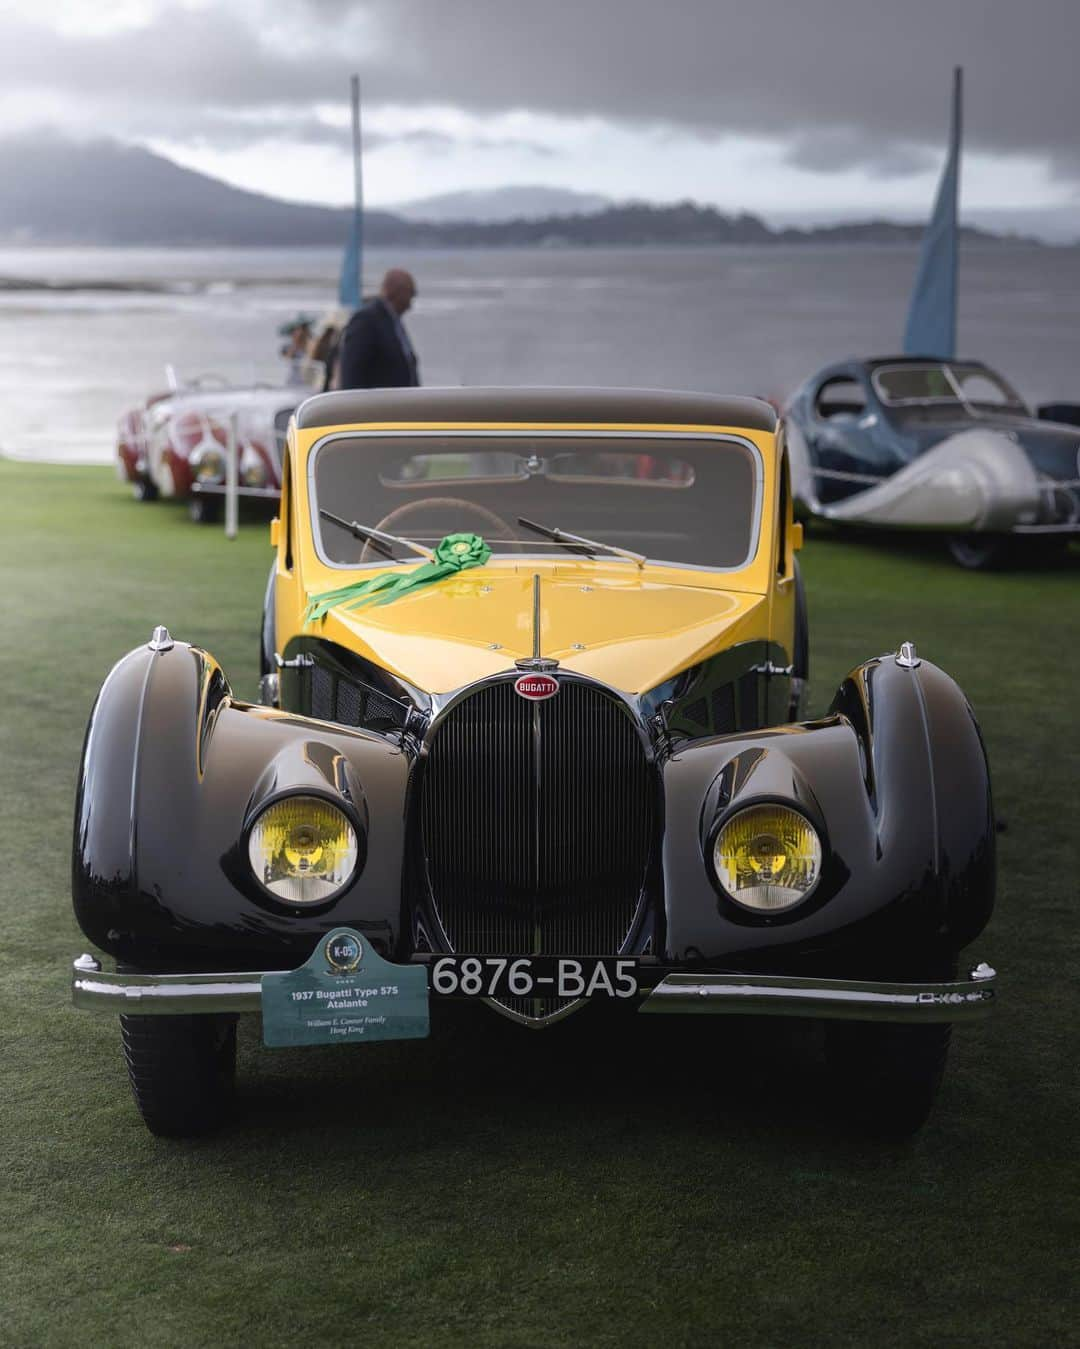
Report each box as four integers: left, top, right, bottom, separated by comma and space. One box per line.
420, 680, 653, 958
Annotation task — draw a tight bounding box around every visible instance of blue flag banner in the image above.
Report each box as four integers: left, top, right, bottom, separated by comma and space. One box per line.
338, 214, 361, 308
903, 67, 962, 359
337, 74, 363, 309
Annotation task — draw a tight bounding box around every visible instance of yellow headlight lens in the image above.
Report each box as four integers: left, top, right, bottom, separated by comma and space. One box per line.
248, 796, 358, 904
712, 804, 822, 911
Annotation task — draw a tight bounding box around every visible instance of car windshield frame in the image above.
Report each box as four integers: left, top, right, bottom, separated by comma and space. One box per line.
305, 428, 765, 575
870, 362, 1026, 410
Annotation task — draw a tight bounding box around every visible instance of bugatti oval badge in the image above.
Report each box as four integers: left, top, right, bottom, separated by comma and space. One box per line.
514, 673, 559, 701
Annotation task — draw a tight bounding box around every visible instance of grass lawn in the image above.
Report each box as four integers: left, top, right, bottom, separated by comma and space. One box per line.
1, 460, 1077, 1348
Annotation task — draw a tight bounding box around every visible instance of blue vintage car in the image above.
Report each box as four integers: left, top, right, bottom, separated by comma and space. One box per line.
785, 356, 1080, 567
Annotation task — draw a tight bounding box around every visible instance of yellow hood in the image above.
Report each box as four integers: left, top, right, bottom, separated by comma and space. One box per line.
313, 562, 769, 695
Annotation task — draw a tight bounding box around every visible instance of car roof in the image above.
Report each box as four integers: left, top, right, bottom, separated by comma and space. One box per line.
294, 386, 777, 434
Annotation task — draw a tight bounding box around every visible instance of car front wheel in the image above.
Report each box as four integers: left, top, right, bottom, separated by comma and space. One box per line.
946, 533, 1010, 569
189, 493, 222, 524
120, 1013, 237, 1137
824, 1020, 952, 1138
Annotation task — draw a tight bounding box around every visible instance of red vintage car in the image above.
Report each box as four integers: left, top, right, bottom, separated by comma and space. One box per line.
117, 380, 301, 522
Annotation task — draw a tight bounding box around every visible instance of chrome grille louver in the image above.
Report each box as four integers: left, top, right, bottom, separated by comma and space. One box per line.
420, 678, 653, 1021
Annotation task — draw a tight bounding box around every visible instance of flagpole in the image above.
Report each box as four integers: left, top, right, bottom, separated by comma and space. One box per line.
350, 73, 363, 302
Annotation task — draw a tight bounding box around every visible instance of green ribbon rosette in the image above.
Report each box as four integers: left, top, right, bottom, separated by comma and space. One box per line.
304, 532, 491, 624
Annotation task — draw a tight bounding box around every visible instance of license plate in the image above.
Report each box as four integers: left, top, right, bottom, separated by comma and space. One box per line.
430, 955, 638, 1000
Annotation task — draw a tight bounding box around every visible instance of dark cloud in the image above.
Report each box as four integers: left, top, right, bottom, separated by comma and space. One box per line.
357, 0, 1080, 175
363, 130, 557, 158
0, 9, 554, 158
0, 0, 1078, 179
150, 113, 554, 156
0, 8, 352, 109
784, 131, 938, 179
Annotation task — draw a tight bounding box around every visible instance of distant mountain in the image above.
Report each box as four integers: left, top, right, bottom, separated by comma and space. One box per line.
418, 201, 778, 246
385, 202, 1033, 249
0, 131, 387, 246
0, 132, 1049, 250
390, 186, 611, 223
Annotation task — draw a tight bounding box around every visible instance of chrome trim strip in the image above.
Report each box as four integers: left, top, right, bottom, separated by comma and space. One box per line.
305, 428, 766, 576
424, 667, 652, 750
1011, 523, 1080, 535
812, 467, 887, 484
639, 966, 997, 1022
191, 484, 280, 499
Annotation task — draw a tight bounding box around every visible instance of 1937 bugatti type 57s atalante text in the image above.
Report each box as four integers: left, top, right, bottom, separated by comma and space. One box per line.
72, 389, 997, 1137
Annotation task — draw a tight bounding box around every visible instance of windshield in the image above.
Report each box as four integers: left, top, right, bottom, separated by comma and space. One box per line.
310, 433, 760, 570
872, 362, 1025, 410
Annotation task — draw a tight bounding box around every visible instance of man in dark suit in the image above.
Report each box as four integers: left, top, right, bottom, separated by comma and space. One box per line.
334, 268, 420, 389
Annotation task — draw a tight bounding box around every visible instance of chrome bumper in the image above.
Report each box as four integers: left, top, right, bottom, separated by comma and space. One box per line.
72, 954, 996, 1023
72, 956, 280, 1015
191, 483, 279, 499
639, 964, 997, 1022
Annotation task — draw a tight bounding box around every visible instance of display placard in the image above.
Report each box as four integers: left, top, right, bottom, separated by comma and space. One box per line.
262, 928, 430, 1047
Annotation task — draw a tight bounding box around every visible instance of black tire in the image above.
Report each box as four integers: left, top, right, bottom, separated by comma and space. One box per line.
824, 1020, 952, 1138
946, 533, 1011, 569
788, 557, 810, 720
132, 477, 159, 503
120, 1014, 237, 1137
189, 493, 222, 525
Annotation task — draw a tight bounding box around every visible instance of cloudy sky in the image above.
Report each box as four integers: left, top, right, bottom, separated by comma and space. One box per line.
1, 0, 1078, 234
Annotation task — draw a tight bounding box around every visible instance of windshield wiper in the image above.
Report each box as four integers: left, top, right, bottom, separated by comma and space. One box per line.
517, 516, 646, 568
320, 510, 436, 562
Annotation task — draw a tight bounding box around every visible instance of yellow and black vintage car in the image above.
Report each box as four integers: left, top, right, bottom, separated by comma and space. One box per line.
72, 388, 997, 1137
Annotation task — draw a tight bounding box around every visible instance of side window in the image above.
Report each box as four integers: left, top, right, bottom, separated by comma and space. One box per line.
814, 376, 867, 421
280, 443, 294, 572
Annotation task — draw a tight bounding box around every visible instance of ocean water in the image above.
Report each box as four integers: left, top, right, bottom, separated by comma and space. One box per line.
1, 243, 1078, 463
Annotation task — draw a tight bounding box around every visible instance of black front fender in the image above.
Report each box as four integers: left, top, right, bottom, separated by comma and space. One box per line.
72, 639, 411, 970
660, 653, 994, 973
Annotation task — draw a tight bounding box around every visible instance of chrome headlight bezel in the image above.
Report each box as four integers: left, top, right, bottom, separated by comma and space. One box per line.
191, 444, 226, 483
246, 790, 362, 909
706, 800, 824, 916
240, 446, 269, 487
